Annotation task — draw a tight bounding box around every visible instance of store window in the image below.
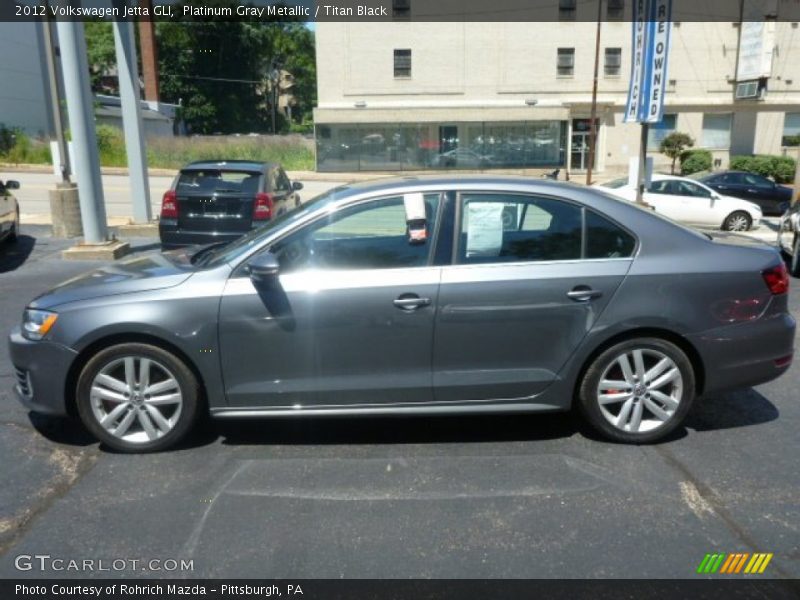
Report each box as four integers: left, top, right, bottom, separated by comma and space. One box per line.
783, 113, 800, 146
702, 114, 732, 149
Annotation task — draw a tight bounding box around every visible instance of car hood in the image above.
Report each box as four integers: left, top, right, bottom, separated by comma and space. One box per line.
29, 249, 197, 310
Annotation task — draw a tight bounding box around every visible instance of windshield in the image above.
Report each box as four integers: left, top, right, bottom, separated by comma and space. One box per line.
198, 186, 350, 267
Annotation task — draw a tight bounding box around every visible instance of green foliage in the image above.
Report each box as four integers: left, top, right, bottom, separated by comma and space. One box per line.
156, 2, 316, 135
729, 154, 796, 184
95, 124, 128, 166
84, 21, 118, 92
288, 114, 314, 135
146, 135, 314, 170
679, 149, 712, 175
659, 132, 694, 174
0, 124, 52, 164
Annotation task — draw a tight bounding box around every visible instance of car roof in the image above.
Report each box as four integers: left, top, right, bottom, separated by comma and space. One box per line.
182, 160, 276, 172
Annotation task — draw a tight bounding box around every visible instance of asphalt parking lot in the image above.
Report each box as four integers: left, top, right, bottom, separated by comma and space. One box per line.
0, 224, 798, 580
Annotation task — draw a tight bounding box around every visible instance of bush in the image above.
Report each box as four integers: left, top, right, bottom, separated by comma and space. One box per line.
95, 124, 127, 167
680, 149, 712, 175
729, 154, 796, 184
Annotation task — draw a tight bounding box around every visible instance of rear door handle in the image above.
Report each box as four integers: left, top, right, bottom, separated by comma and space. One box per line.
393, 295, 431, 310
567, 287, 603, 302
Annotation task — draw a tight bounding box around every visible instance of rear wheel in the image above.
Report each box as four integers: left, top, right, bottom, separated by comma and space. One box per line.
722, 211, 752, 232
76, 343, 200, 453
578, 337, 696, 443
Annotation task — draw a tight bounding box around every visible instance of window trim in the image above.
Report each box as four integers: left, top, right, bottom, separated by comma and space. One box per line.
451, 191, 639, 267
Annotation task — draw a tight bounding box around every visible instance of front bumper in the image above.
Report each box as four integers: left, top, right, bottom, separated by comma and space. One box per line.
8, 327, 78, 416
688, 310, 796, 395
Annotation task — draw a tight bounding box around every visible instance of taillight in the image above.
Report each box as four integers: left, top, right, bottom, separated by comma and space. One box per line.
160, 190, 178, 219
253, 192, 274, 221
762, 263, 789, 295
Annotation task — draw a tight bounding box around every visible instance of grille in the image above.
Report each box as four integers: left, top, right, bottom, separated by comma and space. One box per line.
14, 367, 32, 399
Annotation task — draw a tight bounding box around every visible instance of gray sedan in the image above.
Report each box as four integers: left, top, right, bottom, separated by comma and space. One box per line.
9, 176, 796, 452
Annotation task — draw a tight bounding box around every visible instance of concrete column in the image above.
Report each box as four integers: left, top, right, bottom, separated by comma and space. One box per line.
49, 183, 82, 238
113, 20, 152, 223
55, 20, 108, 244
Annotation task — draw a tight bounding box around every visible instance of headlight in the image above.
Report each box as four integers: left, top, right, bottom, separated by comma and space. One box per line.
22, 309, 58, 341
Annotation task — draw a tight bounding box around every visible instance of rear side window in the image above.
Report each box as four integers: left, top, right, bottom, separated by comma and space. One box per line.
585, 210, 636, 259
459, 194, 582, 263
176, 170, 261, 195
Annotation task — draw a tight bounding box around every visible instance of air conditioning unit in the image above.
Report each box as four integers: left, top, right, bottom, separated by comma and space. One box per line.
735, 79, 767, 100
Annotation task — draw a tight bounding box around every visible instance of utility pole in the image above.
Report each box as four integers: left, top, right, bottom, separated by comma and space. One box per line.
586, 0, 603, 186
635, 123, 649, 205
113, 18, 152, 223
56, 19, 109, 245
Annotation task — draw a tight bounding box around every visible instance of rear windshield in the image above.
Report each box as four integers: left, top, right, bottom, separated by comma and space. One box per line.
176, 170, 262, 195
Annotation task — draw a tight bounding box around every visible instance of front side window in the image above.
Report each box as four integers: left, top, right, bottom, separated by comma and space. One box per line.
271, 194, 440, 272
742, 173, 772, 188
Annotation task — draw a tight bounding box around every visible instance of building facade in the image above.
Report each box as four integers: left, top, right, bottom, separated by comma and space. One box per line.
313, 18, 800, 176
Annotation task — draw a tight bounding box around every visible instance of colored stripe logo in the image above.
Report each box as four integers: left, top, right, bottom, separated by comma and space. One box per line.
696, 553, 773, 574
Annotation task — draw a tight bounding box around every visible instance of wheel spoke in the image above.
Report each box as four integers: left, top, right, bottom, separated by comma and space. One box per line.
644, 358, 671, 384
91, 386, 127, 404
650, 389, 679, 410
146, 392, 181, 406
644, 397, 672, 421
111, 408, 136, 437
599, 392, 632, 405
616, 398, 634, 428
124, 357, 136, 391
628, 400, 644, 432
100, 402, 130, 428
632, 349, 646, 382
145, 378, 179, 396
617, 354, 636, 385
137, 410, 158, 441
95, 373, 129, 394
144, 404, 172, 432
138, 359, 151, 390
650, 368, 680, 390
599, 379, 629, 391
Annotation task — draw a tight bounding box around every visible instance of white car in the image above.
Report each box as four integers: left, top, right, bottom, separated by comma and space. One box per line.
598, 174, 762, 231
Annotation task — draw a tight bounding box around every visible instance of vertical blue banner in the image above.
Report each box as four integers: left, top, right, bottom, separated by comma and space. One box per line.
625, 0, 672, 124
624, 0, 649, 123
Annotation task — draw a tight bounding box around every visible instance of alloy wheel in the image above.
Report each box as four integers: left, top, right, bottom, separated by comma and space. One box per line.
89, 356, 183, 444
596, 348, 683, 434
725, 213, 750, 232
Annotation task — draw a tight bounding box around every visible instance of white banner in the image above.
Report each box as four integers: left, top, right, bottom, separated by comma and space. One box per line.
642, 0, 672, 123
624, 0, 649, 123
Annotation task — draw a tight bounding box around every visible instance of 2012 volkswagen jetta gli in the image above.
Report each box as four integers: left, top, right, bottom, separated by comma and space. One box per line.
9, 176, 796, 452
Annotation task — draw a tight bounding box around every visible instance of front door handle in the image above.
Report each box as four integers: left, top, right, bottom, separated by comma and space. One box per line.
393, 294, 431, 311
567, 287, 603, 302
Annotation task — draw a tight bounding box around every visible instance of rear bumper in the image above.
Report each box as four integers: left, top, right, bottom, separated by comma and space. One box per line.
687, 310, 796, 395
8, 327, 77, 416
159, 220, 252, 249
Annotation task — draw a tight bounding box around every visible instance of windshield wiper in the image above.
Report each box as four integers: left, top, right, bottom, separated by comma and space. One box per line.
190, 241, 229, 266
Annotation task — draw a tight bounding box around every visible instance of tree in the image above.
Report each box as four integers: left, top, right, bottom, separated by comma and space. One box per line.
660, 132, 694, 175
84, 21, 117, 92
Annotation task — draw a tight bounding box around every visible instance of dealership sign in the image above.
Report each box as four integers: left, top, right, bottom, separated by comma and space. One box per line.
624, 0, 673, 124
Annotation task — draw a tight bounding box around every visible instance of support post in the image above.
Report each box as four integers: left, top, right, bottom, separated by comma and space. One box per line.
42, 13, 70, 183
56, 20, 108, 244
635, 122, 649, 205
114, 20, 152, 223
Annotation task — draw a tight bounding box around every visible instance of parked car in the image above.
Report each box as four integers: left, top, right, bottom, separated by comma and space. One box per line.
433, 149, 494, 169
159, 160, 303, 249
598, 174, 762, 231
778, 200, 800, 275
697, 171, 792, 216
10, 176, 794, 452
0, 178, 20, 244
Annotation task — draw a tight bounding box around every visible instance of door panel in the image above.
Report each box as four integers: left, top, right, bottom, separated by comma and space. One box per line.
433, 261, 630, 402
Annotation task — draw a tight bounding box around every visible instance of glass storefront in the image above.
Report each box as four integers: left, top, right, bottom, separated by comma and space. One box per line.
316, 121, 568, 172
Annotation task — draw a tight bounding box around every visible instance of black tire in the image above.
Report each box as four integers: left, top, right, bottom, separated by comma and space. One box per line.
76, 343, 200, 453
790, 236, 800, 278
577, 337, 696, 444
722, 211, 752, 232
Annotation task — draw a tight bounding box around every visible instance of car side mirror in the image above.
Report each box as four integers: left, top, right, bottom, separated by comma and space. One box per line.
4, 180, 20, 190
292, 181, 303, 191
248, 251, 280, 284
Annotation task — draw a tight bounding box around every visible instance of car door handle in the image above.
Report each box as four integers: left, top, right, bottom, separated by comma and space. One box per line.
567, 287, 603, 302
393, 295, 431, 310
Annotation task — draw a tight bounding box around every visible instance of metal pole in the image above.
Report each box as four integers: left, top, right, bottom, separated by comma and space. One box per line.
56, 19, 108, 243
113, 20, 152, 223
586, 0, 603, 186
635, 122, 649, 205
42, 11, 70, 183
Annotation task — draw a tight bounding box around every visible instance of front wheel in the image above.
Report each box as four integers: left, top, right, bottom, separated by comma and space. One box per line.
577, 338, 696, 443
722, 211, 752, 232
76, 343, 200, 453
